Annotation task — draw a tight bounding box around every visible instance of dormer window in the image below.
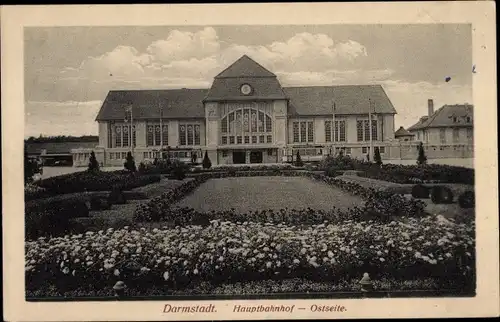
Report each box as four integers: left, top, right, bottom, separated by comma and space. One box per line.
466, 116, 471, 123
452, 116, 458, 123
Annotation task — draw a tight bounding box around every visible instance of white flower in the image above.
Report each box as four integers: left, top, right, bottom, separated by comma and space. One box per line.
327, 251, 334, 258
114, 269, 120, 276
163, 271, 170, 280
379, 258, 385, 262
293, 259, 300, 264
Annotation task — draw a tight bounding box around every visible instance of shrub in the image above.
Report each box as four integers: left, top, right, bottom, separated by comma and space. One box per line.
411, 184, 430, 199
171, 160, 187, 180
124, 152, 137, 172
458, 191, 475, 209
202, 151, 212, 169
374, 147, 383, 166
430, 186, 454, 204
88, 151, 100, 172
417, 143, 427, 166
138, 162, 147, 173
90, 197, 111, 210
35, 171, 161, 195
108, 188, 126, 205
25, 196, 90, 240
25, 183, 49, 201
295, 150, 303, 167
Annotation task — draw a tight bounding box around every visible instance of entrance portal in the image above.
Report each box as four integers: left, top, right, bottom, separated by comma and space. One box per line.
232, 151, 246, 164
250, 151, 263, 164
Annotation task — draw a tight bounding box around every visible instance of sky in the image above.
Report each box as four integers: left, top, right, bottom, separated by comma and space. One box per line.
24, 24, 473, 137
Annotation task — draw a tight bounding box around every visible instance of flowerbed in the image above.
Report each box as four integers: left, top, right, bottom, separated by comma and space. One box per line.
35, 171, 161, 195
192, 164, 297, 173
133, 171, 427, 224
25, 183, 50, 201
25, 216, 475, 294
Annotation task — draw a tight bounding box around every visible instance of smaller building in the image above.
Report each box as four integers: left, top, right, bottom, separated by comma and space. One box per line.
407, 99, 474, 159
394, 126, 415, 142
26, 140, 99, 166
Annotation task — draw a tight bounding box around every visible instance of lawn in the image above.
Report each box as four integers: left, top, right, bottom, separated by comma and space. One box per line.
174, 176, 364, 212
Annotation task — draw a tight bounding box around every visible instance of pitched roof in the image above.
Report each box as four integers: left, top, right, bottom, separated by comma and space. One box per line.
215, 55, 276, 78
204, 76, 287, 101
408, 104, 474, 131
394, 126, 414, 137
26, 141, 98, 155
284, 85, 397, 116
96, 89, 209, 121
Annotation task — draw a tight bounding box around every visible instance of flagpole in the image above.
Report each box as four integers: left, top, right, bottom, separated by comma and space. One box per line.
332, 101, 336, 156
368, 99, 373, 162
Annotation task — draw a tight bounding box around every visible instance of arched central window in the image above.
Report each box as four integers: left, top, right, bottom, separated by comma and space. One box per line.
220, 103, 273, 145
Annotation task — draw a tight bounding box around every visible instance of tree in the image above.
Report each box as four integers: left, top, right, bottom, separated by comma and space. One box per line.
24, 145, 37, 184
417, 142, 427, 165
191, 152, 197, 165
124, 151, 137, 172
374, 147, 383, 166
295, 150, 303, 167
88, 151, 100, 172
202, 151, 212, 169
366, 153, 370, 162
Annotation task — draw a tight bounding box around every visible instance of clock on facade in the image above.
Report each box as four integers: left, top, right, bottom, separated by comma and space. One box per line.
240, 84, 253, 95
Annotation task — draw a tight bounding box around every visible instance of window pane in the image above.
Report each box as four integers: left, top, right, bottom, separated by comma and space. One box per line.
339, 121, 346, 142
325, 121, 332, 142
293, 122, 299, 143
364, 120, 370, 141
300, 122, 306, 142
162, 125, 168, 146
237, 136, 242, 144
221, 136, 227, 145
440, 129, 446, 143
243, 109, 250, 132
179, 124, 186, 145
229, 113, 235, 134
307, 121, 314, 142
267, 135, 272, 143
154, 125, 161, 146
221, 117, 228, 133
115, 126, 122, 147
258, 112, 265, 132
123, 126, 129, 147
147, 125, 154, 146
265, 115, 272, 132
109, 153, 114, 160
230, 136, 235, 144
371, 120, 378, 141
259, 135, 265, 143
252, 136, 257, 144
194, 125, 201, 145
187, 125, 194, 145
244, 136, 250, 144
251, 111, 257, 132
357, 121, 363, 141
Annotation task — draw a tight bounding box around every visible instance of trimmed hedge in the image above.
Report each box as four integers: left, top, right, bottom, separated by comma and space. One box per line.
35, 171, 161, 195
133, 171, 427, 224
90, 197, 111, 211
411, 184, 430, 199
430, 186, 454, 204
458, 191, 475, 209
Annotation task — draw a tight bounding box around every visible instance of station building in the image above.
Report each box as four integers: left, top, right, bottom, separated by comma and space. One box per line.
72, 55, 471, 167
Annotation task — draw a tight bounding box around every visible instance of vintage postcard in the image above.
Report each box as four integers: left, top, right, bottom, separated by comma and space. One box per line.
2, 2, 499, 320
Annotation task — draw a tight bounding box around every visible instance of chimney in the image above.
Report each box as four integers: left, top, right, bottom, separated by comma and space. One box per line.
428, 99, 434, 116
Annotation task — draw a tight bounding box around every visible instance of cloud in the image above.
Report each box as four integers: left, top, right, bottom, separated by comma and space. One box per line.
277, 68, 394, 86
59, 28, 370, 100
380, 80, 473, 128
25, 101, 102, 137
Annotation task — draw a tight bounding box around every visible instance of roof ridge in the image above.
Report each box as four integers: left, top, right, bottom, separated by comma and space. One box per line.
215, 55, 276, 78
283, 84, 381, 89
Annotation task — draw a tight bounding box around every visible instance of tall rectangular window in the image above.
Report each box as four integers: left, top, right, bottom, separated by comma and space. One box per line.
293, 122, 300, 143
258, 112, 265, 132
179, 124, 186, 145
122, 126, 129, 147
325, 121, 332, 142
371, 120, 378, 141
194, 125, 201, 145
307, 122, 314, 143
339, 121, 346, 141
187, 125, 194, 145
221, 118, 228, 133
453, 128, 460, 143
364, 120, 370, 141
108, 124, 113, 148
154, 125, 161, 146
147, 125, 154, 146
440, 129, 446, 143
265, 115, 272, 132
300, 122, 307, 143
115, 126, 122, 147
357, 121, 364, 142
162, 125, 168, 146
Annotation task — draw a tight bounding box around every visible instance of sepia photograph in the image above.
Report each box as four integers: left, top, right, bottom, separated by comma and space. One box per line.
2, 2, 498, 321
